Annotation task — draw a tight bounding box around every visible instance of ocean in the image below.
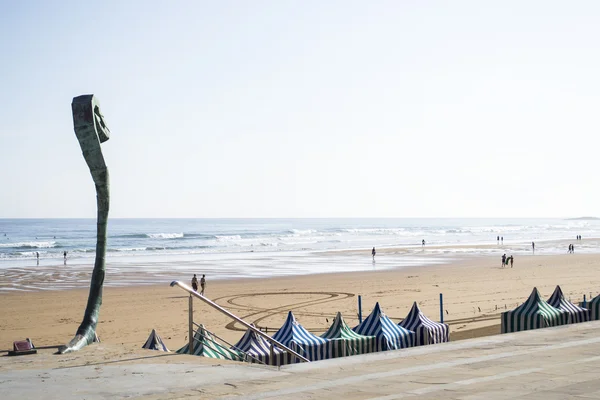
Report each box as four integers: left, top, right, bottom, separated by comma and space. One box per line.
0, 218, 597, 291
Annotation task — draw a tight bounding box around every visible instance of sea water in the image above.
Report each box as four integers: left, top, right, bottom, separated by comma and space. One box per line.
0, 218, 597, 290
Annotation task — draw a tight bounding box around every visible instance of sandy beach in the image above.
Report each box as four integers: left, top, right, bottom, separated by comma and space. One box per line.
2, 247, 600, 362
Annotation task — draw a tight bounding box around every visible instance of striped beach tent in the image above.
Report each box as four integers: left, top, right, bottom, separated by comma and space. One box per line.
272, 311, 335, 362
547, 285, 589, 324
399, 302, 449, 346
232, 326, 288, 366
177, 325, 243, 361
353, 302, 415, 351
590, 294, 600, 321
321, 312, 377, 356
142, 329, 169, 352
501, 287, 569, 333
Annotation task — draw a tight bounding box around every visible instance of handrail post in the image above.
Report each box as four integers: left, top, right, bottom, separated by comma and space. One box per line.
170, 280, 309, 363
188, 294, 194, 355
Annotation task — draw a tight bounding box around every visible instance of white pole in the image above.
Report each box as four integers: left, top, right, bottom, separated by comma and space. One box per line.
188, 295, 194, 355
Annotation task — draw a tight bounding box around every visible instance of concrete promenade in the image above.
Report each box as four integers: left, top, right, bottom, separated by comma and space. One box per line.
1, 321, 600, 399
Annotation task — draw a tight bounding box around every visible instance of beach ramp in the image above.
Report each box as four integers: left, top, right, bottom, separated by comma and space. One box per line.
141, 329, 169, 352
590, 294, 600, 321
176, 325, 243, 361
321, 312, 377, 357
272, 311, 335, 362
547, 285, 589, 324
501, 287, 569, 333
232, 326, 287, 366
353, 302, 415, 352
399, 302, 449, 346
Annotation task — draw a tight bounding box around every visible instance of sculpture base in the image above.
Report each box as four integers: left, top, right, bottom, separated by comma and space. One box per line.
57, 332, 100, 354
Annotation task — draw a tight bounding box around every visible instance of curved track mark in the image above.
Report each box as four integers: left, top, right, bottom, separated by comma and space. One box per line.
212, 291, 354, 332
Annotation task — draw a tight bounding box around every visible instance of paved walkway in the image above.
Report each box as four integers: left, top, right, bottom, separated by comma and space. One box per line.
2, 321, 600, 399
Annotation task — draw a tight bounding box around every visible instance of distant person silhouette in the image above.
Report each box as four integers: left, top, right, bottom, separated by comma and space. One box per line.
36, 252, 39, 264
372, 247, 376, 258
191, 274, 198, 292
200, 274, 206, 295
532, 242, 535, 253
501, 254, 506, 268
510, 255, 514, 268
422, 239, 426, 247
501, 236, 503, 244
497, 236, 499, 243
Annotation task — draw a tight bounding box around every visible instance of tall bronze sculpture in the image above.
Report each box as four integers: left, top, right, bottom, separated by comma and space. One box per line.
59, 95, 110, 353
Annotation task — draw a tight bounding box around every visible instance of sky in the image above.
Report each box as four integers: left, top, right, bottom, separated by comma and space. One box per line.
1, 1, 599, 218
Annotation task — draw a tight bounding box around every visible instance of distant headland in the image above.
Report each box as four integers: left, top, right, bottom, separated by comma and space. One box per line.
565, 216, 600, 220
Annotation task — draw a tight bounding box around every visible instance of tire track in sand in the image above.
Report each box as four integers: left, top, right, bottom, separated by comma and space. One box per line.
212, 291, 354, 332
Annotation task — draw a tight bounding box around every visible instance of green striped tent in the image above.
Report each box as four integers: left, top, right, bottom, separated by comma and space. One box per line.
177, 324, 243, 361
501, 287, 569, 333
591, 294, 600, 321
321, 312, 377, 357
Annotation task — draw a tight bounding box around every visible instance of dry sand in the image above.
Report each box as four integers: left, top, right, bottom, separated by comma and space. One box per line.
2, 250, 600, 368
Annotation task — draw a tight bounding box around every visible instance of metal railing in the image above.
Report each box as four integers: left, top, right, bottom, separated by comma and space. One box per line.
170, 280, 310, 363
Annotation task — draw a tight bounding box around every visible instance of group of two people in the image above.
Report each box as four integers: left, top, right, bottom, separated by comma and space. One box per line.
501, 253, 514, 268
191, 274, 206, 295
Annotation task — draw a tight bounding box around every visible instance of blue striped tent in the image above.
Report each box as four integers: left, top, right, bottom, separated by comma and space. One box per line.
321, 312, 377, 357
590, 294, 600, 321
353, 302, 415, 351
142, 329, 169, 352
232, 326, 287, 366
399, 302, 449, 346
501, 287, 569, 333
272, 311, 334, 362
177, 325, 243, 361
547, 285, 589, 324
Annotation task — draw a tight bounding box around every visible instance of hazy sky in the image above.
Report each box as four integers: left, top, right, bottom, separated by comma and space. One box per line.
1, 1, 599, 218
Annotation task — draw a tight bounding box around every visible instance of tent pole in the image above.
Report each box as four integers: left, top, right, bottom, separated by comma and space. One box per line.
170, 280, 309, 362
440, 293, 444, 323
358, 295, 362, 323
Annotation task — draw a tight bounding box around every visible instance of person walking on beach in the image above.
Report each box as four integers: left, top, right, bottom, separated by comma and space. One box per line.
497, 236, 499, 243
191, 274, 198, 292
64, 251, 67, 264
501, 254, 506, 268
36, 252, 39, 265
532, 242, 535, 253
200, 274, 206, 295
422, 239, 426, 247
509, 255, 514, 268
372, 247, 376, 258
